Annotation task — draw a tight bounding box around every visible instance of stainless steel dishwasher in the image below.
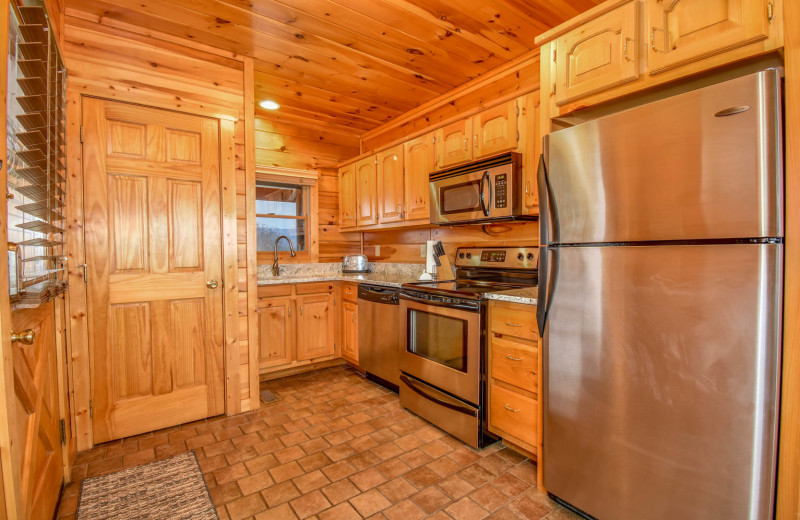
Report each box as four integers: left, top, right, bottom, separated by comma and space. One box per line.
358, 284, 400, 390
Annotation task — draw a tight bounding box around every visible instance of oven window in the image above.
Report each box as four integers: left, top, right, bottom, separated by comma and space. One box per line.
407, 309, 469, 372
440, 180, 481, 215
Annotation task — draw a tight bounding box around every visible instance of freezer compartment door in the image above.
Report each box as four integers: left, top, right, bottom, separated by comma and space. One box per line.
543, 244, 781, 520
545, 69, 782, 244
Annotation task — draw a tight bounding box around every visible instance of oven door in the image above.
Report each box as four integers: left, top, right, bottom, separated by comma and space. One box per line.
399, 292, 481, 404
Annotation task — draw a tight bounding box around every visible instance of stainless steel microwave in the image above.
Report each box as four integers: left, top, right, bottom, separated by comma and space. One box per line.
430, 152, 531, 225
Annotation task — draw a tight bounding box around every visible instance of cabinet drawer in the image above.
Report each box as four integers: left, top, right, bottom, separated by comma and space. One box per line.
258, 284, 292, 298
490, 302, 537, 341
342, 283, 358, 303
491, 336, 537, 391
296, 282, 335, 295
490, 384, 538, 446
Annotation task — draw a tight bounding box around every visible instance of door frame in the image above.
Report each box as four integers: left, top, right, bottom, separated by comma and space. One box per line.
67, 95, 242, 451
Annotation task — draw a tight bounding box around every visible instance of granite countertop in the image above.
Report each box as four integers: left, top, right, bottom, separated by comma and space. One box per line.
484, 287, 538, 306
257, 273, 419, 288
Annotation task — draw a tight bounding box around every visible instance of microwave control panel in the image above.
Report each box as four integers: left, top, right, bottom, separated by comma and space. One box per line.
494, 173, 508, 208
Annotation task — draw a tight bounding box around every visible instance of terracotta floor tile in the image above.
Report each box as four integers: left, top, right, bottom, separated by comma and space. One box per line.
86, 456, 123, 477
324, 443, 356, 462
350, 467, 387, 492
255, 502, 298, 520
437, 474, 476, 500
209, 481, 244, 506
155, 441, 188, 460
289, 490, 331, 519
73, 446, 106, 465
378, 477, 417, 503
459, 464, 497, 488
214, 463, 249, 486
318, 501, 362, 520
394, 435, 424, 453
491, 473, 530, 498
411, 486, 452, 514
478, 454, 514, 477
383, 499, 427, 520
349, 434, 379, 452
349, 488, 391, 517
370, 428, 399, 445
168, 427, 198, 443
373, 442, 403, 461
300, 437, 330, 455
122, 448, 155, 468
446, 497, 489, 520
507, 462, 537, 486
292, 470, 331, 494
404, 466, 441, 489
421, 440, 454, 459
261, 481, 302, 508
506, 492, 556, 520
240, 419, 268, 435
450, 448, 482, 467
275, 445, 307, 464
375, 457, 411, 480
427, 456, 463, 478
205, 439, 236, 458
226, 492, 267, 520
246, 453, 280, 474
304, 424, 331, 438
254, 438, 285, 456
281, 430, 311, 447
348, 450, 381, 471
400, 449, 433, 469
232, 432, 262, 449
238, 470, 275, 496
321, 479, 360, 505
199, 454, 229, 474
271, 461, 305, 483
186, 433, 217, 451
298, 452, 333, 473
470, 485, 510, 512
320, 460, 356, 481
323, 430, 353, 446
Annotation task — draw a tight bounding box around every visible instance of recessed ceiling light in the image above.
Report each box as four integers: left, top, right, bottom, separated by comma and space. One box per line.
259, 100, 280, 110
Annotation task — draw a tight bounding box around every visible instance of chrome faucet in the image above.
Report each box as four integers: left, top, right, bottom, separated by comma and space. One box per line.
272, 235, 296, 276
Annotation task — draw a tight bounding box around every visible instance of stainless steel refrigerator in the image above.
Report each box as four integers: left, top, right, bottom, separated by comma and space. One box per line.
537, 69, 783, 520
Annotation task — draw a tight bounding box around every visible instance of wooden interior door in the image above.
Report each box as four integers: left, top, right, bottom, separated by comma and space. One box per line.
338, 163, 356, 229
555, 0, 638, 106
257, 297, 294, 369
376, 145, 405, 225
473, 101, 519, 158
355, 156, 378, 227
404, 133, 435, 222
11, 303, 63, 520
647, 0, 770, 74
83, 98, 225, 443
296, 294, 334, 361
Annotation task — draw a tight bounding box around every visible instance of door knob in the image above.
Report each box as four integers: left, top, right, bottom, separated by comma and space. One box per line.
206, 280, 218, 289
10, 329, 35, 345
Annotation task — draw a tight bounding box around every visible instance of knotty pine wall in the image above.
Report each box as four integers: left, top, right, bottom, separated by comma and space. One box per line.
254, 116, 361, 262
61, 12, 260, 441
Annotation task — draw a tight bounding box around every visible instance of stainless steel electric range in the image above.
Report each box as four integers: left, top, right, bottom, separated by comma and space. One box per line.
398, 246, 538, 448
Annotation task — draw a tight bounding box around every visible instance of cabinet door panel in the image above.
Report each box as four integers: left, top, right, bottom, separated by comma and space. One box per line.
342, 301, 359, 364
355, 156, 378, 227
555, 1, 639, 106
520, 92, 540, 213
474, 101, 518, 158
257, 297, 294, 368
436, 119, 473, 169
377, 145, 405, 224
339, 163, 356, 229
296, 294, 335, 361
404, 133, 435, 222
647, 0, 769, 74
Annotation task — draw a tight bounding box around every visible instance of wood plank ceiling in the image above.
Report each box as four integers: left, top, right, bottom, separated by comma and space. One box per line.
63, 0, 602, 138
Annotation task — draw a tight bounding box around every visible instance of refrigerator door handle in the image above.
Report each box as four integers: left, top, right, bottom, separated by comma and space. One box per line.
537, 149, 560, 245
536, 246, 560, 336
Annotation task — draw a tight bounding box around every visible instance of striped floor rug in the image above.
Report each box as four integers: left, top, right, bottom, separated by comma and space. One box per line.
76, 451, 218, 520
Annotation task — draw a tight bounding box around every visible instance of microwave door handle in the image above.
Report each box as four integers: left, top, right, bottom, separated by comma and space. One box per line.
479, 170, 491, 217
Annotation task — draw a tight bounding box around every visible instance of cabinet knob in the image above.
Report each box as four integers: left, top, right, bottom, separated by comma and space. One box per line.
10, 329, 35, 345
206, 279, 219, 289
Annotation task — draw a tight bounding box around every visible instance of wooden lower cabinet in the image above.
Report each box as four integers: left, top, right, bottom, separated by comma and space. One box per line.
342, 301, 359, 364
487, 300, 541, 458
257, 282, 354, 376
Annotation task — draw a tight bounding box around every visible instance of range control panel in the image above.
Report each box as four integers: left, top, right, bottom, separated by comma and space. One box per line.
454, 247, 538, 270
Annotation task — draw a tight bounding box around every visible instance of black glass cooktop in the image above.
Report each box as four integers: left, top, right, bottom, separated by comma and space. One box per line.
402, 279, 531, 299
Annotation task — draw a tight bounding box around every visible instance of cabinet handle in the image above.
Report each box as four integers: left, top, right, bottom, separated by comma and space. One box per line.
525, 182, 530, 194
474, 135, 478, 149
505, 322, 521, 327
505, 354, 522, 361
623, 37, 633, 61
351, 314, 356, 323
300, 306, 303, 315
504, 404, 521, 413
650, 27, 657, 51
289, 307, 292, 317
10, 329, 35, 345
464, 137, 468, 151
768, 2, 774, 22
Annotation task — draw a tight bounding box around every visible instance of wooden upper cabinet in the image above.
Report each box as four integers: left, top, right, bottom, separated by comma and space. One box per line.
474, 100, 519, 158
257, 297, 294, 369
647, 0, 771, 74
339, 163, 356, 229
296, 293, 335, 361
404, 133, 435, 222
520, 92, 541, 214
376, 145, 405, 225
554, 0, 639, 106
355, 156, 378, 227
436, 119, 473, 169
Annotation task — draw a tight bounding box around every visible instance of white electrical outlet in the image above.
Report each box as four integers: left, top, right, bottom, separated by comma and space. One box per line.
375, 245, 380, 256
421, 244, 427, 257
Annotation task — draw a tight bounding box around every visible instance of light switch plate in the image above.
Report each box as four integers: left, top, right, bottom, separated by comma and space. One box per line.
375, 245, 380, 256
421, 244, 426, 257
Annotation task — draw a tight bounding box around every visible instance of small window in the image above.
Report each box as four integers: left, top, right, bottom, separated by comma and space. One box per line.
256, 181, 308, 253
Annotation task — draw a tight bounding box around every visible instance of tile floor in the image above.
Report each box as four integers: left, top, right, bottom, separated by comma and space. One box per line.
57, 366, 582, 520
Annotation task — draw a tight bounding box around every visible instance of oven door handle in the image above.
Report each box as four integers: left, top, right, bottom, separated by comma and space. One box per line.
400, 375, 478, 417
479, 170, 491, 217
399, 292, 480, 312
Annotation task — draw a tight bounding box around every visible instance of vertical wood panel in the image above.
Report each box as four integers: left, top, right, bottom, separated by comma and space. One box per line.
170, 299, 205, 388
108, 175, 149, 274
777, 0, 799, 518
168, 180, 203, 271
148, 177, 169, 274
244, 57, 260, 411
109, 303, 152, 400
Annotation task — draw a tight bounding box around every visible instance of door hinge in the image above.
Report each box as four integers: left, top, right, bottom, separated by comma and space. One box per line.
552, 49, 557, 62
89, 400, 93, 417
60, 419, 66, 444
516, 130, 520, 142
551, 82, 556, 96
80, 125, 84, 143
78, 263, 87, 283
767, 2, 774, 22
515, 104, 520, 116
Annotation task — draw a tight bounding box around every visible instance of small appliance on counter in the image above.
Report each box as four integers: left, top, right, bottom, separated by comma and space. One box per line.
342, 254, 369, 273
